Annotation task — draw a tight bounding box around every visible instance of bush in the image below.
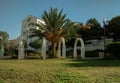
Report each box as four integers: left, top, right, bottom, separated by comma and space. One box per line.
25, 50, 41, 59
66, 49, 82, 58
106, 42, 120, 59
104, 54, 116, 60
66, 49, 73, 58
85, 51, 99, 57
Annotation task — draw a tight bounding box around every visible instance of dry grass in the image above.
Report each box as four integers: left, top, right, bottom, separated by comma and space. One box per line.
0, 59, 120, 83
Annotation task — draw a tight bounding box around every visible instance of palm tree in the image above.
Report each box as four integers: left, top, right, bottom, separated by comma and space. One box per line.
42, 7, 66, 58
62, 19, 82, 47
63, 19, 82, 39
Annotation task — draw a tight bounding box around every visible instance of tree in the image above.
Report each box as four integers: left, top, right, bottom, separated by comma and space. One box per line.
107, 16, 120, 41
62, 19, 83, 47
29, 39, 42, 50
42, 7, 66, 58
62, 19, 81, 39
0, 31, 9, 49
86, 18, 103, 39
0, 31, 9, 56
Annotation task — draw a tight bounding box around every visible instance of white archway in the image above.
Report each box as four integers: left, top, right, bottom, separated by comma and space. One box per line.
41, 37, 47, 59
18, 37, 47, 60
57, 37, 66, 59
73, 38, 85, 59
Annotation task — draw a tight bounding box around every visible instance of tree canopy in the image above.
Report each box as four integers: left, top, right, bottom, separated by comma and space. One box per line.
85, 18, 103, 39
29, 39, 41, 49
62, 19, 81, 39
0, 31, 9, 48
107, 16, 120, 41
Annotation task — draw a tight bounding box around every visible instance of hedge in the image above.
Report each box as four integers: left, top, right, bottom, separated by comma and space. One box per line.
106, 42, 120, 59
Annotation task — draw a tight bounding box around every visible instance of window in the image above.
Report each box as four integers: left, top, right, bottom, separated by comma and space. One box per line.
28, 23, 34, 26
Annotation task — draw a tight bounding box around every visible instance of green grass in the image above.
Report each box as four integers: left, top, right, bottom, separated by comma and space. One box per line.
0, 59, 120, 83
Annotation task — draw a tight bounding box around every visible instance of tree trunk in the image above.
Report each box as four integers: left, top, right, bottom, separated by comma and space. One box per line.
49, 42, 57, 58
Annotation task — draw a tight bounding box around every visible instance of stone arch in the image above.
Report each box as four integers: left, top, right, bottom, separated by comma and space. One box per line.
73, 38, 85, 59
41, 37, 47, 59
57, 37, 66, 59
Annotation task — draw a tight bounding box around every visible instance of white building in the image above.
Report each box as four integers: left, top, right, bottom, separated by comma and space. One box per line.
21, 15, 45, 50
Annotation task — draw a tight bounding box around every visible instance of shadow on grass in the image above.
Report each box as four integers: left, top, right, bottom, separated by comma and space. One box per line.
66, 59, 120, 67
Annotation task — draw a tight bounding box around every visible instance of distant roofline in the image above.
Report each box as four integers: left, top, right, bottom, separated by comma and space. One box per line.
22, 15, 45, 25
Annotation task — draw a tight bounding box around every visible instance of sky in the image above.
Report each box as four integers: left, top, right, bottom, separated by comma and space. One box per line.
0, 0, 120, 40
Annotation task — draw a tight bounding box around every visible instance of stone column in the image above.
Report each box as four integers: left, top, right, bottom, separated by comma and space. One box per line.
0, 37, 4, 59
57, 37, 66, 59
18, 37, 25, 59
41, 37, 46, 59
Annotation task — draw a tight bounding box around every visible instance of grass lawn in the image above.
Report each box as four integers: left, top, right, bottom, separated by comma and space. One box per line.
0, 59, 120, 83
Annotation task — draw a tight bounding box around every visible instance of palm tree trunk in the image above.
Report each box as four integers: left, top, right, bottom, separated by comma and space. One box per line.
50, 42, 57, 58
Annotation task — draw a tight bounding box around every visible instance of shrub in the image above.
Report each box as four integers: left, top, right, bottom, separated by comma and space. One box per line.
104, 54, 116, 60
66, 49, 82, 58
106, 42, 120, 59
25, 50, 41, 59
66, 49, 73, 58
85, 51, 99, 57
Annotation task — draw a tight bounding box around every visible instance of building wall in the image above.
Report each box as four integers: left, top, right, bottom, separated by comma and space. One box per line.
85, 38, 113, 51
21, 15, 45, 50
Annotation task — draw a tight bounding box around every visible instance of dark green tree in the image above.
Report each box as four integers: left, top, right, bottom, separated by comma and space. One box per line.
86, 18, 103, 39
63, 19, 81, 39
0, 31, 9, 49
29, 39, 42, 50
0, 31, 10, 56
62, 19, 82, 47
107, 16, 120, 41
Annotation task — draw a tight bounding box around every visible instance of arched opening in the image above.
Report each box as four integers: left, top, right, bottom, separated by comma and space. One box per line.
57, 37, 66, 59
73, 38, 85, 59
18, 37, 47, 59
